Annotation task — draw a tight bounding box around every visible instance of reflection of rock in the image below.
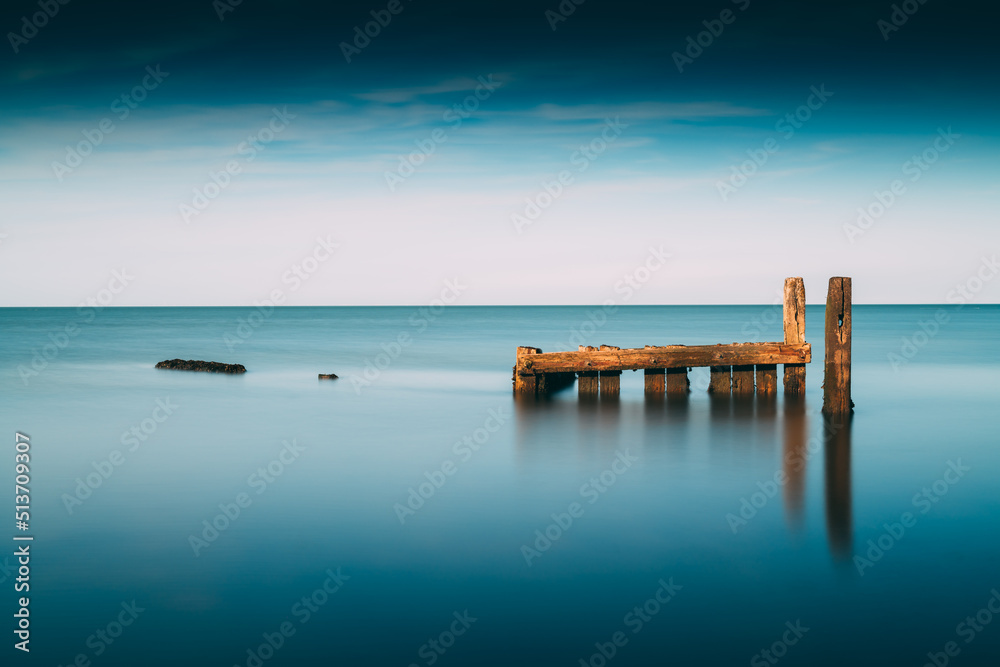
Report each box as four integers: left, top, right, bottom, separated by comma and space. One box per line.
318, 373, 339, 380
155, 359, 247, 374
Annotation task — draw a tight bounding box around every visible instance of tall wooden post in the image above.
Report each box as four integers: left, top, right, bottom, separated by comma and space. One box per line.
514, 346, 540, 396
822, 277, 853, 415
783, 277, 806, 395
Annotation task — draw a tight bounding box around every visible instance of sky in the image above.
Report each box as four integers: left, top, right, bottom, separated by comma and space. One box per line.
0, 0, 997, 305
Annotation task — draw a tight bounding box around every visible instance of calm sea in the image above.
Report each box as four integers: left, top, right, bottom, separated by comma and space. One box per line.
1, 305, 998, 666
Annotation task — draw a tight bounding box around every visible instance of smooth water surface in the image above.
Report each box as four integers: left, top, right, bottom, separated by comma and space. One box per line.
1, 305, 998, 666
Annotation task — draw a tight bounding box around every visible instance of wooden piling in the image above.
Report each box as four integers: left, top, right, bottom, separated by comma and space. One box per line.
578, 372, 599, 396
514, 277, 820, 401
755, 364, 778, 396
665, 367, 690, 394
822, 277, 853, 415
577, 346, 599, 397
599, 346, 621, 396
642, 346, 665, 394
732, 365, 755, 395
783, 277, 806, 396
644, 369, 665, 394
600, 371, 621, 396
514, 347, 541, 395
708, 366, 731, 394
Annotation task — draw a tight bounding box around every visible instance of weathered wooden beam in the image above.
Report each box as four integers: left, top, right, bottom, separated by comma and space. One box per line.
513, 346, 541, 395
514, 342, 810, 376
708, 365, 731, 394
755, 364, 778, 395
732, 364, 755, 395
822, 277, 853, 415
665, 367, 690, 394
783, 277, 807, 395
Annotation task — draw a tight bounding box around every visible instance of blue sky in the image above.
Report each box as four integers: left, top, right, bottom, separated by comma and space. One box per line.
1, 0, 997, 305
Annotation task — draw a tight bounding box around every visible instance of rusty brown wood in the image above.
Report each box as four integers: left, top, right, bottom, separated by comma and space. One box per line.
708, 365, 732, 394
822, 277, 853, 415
665, 367, 689, 394
644, 369, 665, 394
600, 371, 621, 396
513, 347, 540, 395
514, 342, 810, 377
783, 277, 807, 395
732, 365, 755, 395
755, 364, 778, 395
578, 371, 599, 396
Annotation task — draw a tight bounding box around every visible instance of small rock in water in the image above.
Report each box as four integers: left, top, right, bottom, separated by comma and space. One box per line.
155, 359, 247, 374
318, 373, 339, 380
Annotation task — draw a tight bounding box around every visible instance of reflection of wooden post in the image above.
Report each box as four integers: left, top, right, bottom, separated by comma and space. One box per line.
666, 367, 690, 394
824, 413, 852, 560
783, 397, 807, 531
823, 277, 853, 415
756, 364, 778, 395
732, 365, 754, 394
708, 366, 731, 394
783, 277, 806, 395
514, 347, 540, 395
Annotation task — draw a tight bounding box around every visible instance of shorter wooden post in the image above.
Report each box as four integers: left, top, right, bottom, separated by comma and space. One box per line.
709, 366, 731, 394
666, 367, 690, 394
598, 345, 621, 396
642, 348, 664, 395
578, 346, 598, 397
599, 372, 621, 396
783, 277, 806, 395
822, 277, 853, 415
514, 346, 540, 395
578, 371, 599, 397
644, 369, 665, 394
732, 365, 754, 394
755, 364, 778, 396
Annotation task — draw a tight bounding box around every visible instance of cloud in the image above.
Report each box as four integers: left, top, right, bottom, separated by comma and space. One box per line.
529, 102, 770, 122
355, 75, 509, 104
8, 34, 224, 83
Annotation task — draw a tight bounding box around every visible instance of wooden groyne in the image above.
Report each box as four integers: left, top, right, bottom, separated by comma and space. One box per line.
513, 276, 853, 413
822, 277, 853, 416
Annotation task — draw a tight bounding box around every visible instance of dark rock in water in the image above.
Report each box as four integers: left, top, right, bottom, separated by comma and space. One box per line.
155, 359, 247, 374
318, 373, 339, 380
